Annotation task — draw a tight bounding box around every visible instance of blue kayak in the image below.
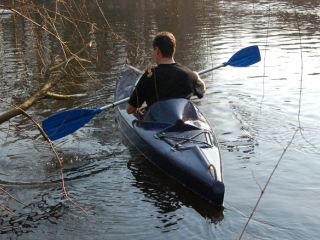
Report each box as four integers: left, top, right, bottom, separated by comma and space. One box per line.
115, 65, 225, 206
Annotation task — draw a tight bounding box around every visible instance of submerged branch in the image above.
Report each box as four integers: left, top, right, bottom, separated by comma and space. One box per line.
46, 91, 88, 100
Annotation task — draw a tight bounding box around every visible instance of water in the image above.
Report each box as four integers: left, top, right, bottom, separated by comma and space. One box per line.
1, 1, 320, 239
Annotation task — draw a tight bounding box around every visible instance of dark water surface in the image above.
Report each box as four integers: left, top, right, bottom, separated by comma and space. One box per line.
1, 1, 320, 239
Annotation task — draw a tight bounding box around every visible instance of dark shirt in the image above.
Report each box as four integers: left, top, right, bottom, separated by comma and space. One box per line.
128, 63, 201, 108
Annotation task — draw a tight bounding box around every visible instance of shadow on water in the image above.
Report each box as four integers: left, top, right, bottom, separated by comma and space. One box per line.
125, 146, 224, 224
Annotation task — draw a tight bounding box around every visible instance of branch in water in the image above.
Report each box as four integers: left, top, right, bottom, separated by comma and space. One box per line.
46, 92, 88, 100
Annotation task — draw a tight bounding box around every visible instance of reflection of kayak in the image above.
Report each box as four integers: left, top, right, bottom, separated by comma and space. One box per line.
115, 65, 224, 206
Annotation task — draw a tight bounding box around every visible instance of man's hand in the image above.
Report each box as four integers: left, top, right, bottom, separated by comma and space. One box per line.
127, 103, 137, 114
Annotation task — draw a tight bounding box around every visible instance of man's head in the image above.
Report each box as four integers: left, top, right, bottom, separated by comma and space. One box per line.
152, 32, 176, 59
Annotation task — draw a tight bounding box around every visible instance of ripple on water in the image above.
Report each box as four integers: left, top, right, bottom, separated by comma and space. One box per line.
0, 187, 67, 236
0, 114, 125, 185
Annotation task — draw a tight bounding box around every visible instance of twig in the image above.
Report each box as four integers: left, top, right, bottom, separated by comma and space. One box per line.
0, 204, 14, 213
9, 103, 88, 214
0, 185, 26, 206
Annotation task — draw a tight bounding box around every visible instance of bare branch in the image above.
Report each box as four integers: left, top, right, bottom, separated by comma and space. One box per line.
46, 91, 88, 100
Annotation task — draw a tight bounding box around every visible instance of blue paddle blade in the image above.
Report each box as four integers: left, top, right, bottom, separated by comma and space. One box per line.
42, 108, 102, 141
224, 45, 261, 67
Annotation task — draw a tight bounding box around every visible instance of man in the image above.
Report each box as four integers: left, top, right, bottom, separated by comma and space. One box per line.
127, 31, 206, 114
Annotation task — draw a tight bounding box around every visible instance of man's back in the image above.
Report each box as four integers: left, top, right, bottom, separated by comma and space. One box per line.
128, 63, 198, 108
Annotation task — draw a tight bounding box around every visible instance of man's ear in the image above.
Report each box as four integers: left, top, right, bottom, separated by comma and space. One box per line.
155, 47, 162, 57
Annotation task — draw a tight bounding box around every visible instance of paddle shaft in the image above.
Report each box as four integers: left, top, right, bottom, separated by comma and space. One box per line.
198, 64, 225, 75
100, 97, 129, 110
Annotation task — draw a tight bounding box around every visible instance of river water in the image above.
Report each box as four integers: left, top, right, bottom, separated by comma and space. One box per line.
1, 0, 320, 239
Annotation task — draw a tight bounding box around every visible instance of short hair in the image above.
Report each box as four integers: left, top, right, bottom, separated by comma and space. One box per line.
152, 32, 176, 58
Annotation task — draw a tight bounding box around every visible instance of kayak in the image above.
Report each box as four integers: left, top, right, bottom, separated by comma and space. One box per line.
115, 65, 225, 206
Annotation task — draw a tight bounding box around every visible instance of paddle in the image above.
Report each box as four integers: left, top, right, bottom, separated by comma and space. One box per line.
42, 97, 129, 141
198, 45, 261, 75
42, 45, 261, 141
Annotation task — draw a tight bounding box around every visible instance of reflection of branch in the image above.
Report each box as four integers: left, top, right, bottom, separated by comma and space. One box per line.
10, 8, 65, 47
95, 0, 144, 54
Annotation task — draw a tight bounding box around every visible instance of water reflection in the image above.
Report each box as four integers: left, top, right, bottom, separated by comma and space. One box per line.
126, 147, 224, 224
0, 190, 65, 236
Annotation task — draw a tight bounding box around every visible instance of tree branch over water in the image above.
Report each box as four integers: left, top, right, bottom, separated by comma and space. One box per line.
0, 46, 89, 124
0, 1, 97, 124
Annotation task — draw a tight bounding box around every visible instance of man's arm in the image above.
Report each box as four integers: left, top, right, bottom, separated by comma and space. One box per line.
193, 71, 206, 98
126, 73, 147, 114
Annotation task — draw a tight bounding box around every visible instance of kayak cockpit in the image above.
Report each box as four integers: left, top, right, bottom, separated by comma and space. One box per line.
133, 98, 218, 151
143, 98, 208, 128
